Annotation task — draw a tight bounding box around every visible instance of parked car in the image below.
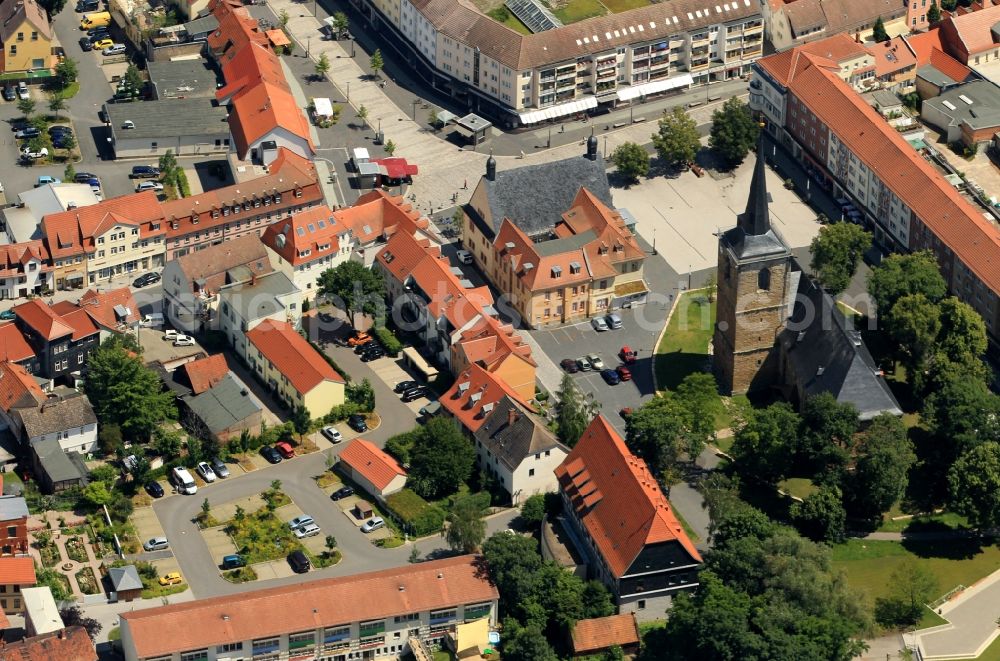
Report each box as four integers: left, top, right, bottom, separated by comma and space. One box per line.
158, 572, 183, 586
288, 550, 310, 573
1, 86, 14, 101
145, 480, 164, 498
275, 441, 295, 458
163, 329, 180, 341
401, 388, 426, 403
331, 486, 354, 501
360, 348, 384, 362
347, 414, 367, 433
0, 310, 14, 321
354, 340, 380, 354
195, 461, 216, 482
600, 369, 621, 385
20, 146, 48, 159
78, 36, 93, 51
616, 365, 632, 381
587, 353, 605, 371
619, 345, 637, 364
173, 334, 195, 347
15, 127, 40, 139
288, 515, 315, 531
143, 536, 169, 552
130, 165, 160, 179
102, 43, 126, 56
73, 171, 96, 183
394, 380, 418, 393
605, 313, 623, 329
34, 176, 60, 187
576, 356, 592, 372
361, 517, 385, 533
261, 446, 282, 464
221, 554, 245, 570
133, 272, 160, 288
294, 522, 322, 539
135, 181, 164, 192
347, 331, 372, 347
560, 358, 580, 373
85, 177, 101, 191
591, 316, 609, 332
140, 313, 163, 327
48, 125, 72, 136
456, 249, 473, 264
87, 26, 109, 38
16, 82, 28, 100
321, 426, 342, 443
92, 38, 113, 49
210, 457, 229, 478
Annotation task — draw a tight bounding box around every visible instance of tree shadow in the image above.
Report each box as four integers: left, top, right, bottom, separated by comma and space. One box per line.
901, 537, 986, 561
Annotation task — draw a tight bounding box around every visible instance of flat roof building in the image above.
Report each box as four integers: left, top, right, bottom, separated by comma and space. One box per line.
147, 59, 221, 100
103, 98, 231, 159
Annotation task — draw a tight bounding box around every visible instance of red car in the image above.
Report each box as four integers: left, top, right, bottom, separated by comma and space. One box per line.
275, 441, 295, 459
620, 345, 637, 364
617, 365, 632, 381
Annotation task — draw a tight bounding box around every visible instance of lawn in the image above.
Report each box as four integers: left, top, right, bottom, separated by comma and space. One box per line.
672, 505, 700, 543
486, 6, 531, 34
314, 472, 342, 489
56, 82, 80, 99
877, 509, 969, 534
551, 0, 607, 23
599, 0, 651, 11
778, 477, 817, 500
941, 634, 1000, 661
655, 292, 715, 391
141, 580, 187, 599
227, 508, 303, 564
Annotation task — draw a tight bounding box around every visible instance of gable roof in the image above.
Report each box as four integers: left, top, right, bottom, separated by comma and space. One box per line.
183, 354, 230, 394
0, 323, 35, 363
0, 241, 50, 279
376, 229, 441, 283
440, 363, 534, 433
555, 415, 701, 578
0, 362, 46, 413
50, 307, 99, 342
0, 495, 29, 521
473, 397, 565, 471
41, 191, 164, 259
454, 315, 535, 370
16, 394, 97, 440
13, 299, 73, 341
335, 189, 429, 245
121, 555, 497, 660
245, 319, 344, 394
941, 2, 1000, 58
0, 626, 97, 661
77, 288, 140, 330
217, 270, 298, 322
571, 613, 640, 655
228, 79, 314, 159
0, 555, 37, 585
107, 565, 143, 592
32, 437, 88, 484
186, 373, 262, 434
173, 234, 272, 293
407, 250, 494, 331
260, 205, 344, 266
0, 0, 51, 44
339, 439, 407, 491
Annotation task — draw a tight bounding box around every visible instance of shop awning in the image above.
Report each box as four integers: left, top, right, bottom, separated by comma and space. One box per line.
312, 97, 333, 118
372, 157, 418, 179
265, 29, 290, 47
616, 74, 693, 102
517, 96, 597, 125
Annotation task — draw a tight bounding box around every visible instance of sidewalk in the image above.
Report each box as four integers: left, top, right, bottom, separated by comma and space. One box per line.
907, 566, 1000, 659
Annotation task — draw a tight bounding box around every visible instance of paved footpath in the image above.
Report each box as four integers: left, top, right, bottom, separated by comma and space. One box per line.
907, 566, 1000, 659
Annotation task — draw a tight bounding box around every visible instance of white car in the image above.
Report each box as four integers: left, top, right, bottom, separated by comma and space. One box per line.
173, 334, 195, 347
16, 82, 28, 100
163, 329, 180, 341
361, 517, 385, 533
135, 181, 163, 193
321, 426, 342, 443
102, 43, 126, 56
195, 461, 216, 482
591, 316, 609, 331
586, 353, 605, 370
294, 522, 321, 539
20, 146, 48, 159
288, 515, 315, 531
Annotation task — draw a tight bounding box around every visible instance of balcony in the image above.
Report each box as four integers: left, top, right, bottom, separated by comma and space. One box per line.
691, 58, 709, 70
691, 47, 709, 57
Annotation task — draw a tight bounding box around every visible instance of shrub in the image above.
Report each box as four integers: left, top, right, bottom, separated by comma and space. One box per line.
323, 401, 364, 423
520, 494, 546, 527
373, 327, 402, 357
385, 428, 421, 465
384, 488, 446, 536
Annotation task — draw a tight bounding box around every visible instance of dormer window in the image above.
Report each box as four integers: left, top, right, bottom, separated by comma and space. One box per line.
570, 261, 581, 274
551, 265, 562, 278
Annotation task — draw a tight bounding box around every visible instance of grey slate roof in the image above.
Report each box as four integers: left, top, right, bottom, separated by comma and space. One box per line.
721, 144, 791, 261
17, 395, 97, 441
480, 154, 613, 238
474, 396, 567, 471
108, 565, 143, 592
780, 274, 902, 421
218, 270, 298, 323
33, 438, 88, 485
917, 64, 963, 88
182, 13, 218, 37
0, 495, 29, 521
105, 98, 229, 140
186, 373, 262, 434
147, 59, 220, 100
924, 80, 1000, 131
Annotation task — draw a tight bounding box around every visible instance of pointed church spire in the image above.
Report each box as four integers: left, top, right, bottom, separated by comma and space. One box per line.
738, 131, 770, 236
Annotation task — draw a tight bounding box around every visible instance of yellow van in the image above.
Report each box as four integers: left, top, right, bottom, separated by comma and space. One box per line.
79, 11, 110, 30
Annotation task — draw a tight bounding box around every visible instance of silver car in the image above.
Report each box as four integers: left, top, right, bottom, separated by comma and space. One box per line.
143, 536, 169, 552
294, 523, 321, 539
288, 515, 315, 531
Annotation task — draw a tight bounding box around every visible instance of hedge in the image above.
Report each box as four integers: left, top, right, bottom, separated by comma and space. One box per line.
384, 488, 445, 537
373, 327, 402, 357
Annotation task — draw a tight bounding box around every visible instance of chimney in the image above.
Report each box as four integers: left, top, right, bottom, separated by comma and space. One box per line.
508, 407, 518, 427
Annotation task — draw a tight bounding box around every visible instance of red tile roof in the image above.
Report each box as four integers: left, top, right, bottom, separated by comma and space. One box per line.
171, 234, 272, 294
0, 324, 35, 363
0, 362, 45, 413
41, 192, 164, 260
0, 242, 50, 279
778, 51, 1000, 295
245, 319, 344, 395
228, 78, 314, 160
216, 40, 288, 102
571, 614, 640, 654
121, 555, 497, 660
408, 252, 494, 331
928, 47, 975, 82
13, 299, 73, 341
941, 2, 1000, 59
335, 189, 429, 244
56, 308, 99, 341
454, 315, 535, 369
207, 0, 267, 57
260, 205, 345, 267
376, 229, 440, 283
0, 556, 36, 585
183, 354, 230, 394
440, 362, 533, 433
555, 416, 701, 578
77, 287, 140, 330
870, 37, 917, 76
265, 28, 289, 47
904, 28, 946, 64
339, 439, 407, 492
0, 626, 96, 661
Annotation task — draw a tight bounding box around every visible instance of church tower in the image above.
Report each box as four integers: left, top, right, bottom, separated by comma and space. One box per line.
713, 138, 793, 395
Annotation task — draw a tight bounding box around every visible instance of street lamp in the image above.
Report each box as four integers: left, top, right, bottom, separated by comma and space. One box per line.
346, 81, 350, 101
412, 98, 419, 120
306, 36, 311, 55
547, 127, 551, 148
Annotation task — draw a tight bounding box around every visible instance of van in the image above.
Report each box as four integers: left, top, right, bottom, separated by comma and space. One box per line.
171, 467, 197, 495
79, 11, 110, 29
140, 313, 163, 327
288, 550, 310, 573
456, 250, 473, 264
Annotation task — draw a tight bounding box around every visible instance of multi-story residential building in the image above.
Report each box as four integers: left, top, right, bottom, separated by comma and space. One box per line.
473, 396, 567, 504
0, 556, 35, 613
161, 234, 274, 334
750, 44, 1000, 345
261, 205, 354, 300
451, 315, 536, 402
217, 270, 300, 360
3, 182, 100, 244
0, 495, 29, 557
160, 148, 322, 261
14, 393, 98, 455
938, 3, 1000, 67
74, 287, 140, 339
555, 415, 701, 621
0, 361, 46, 436
41, 191, 166, 288
0, 626, 97, 661
440, 362, 534, 435
245, 319, 345, 415
0, 0, 53, 73
0, 241, 51, 300
339, 189, 432, 267
13, 299, 99, 381
120, 555, 498, 661
761, 0, 906, 52
0, 323, 37, 371
354, 0, 762, 127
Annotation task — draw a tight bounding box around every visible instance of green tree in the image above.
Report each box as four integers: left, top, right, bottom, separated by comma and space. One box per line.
942, 0, 956, 9
651, 106, 700, 167
16, 97, 35, 118
928, 1, 941, 22
519, 494, 546, 527
84, 336, 177, 440
331, 11, 349, 38
948, 441, 1000, 530
867, 250, 947, 315
581, 580, 615, 618
57, 132, 76, 152
83, 481, 113, 507
501, 620, 559, 661
370, 49, 384, 78
444, 493, 487, 553
346, 378, 375, 410
409, 418, 474, 499
875, 559, 938, 627
64, 162, 76, 183
234, 505, 245, 522
924, 374, 1000, 465
317, 260, 385, 321
846, 414, 915, 523
675, 372, 722, 458
158, 149, 178, 177
291, 406, 311, 437
98, 424, 124, 456
124, 63, 143, 92
790, 485, 846, 543
555, 373, 594, 447
383, 139, 397, 156
482, 531, 544, 615
887, 293, 942, 376
797, 392, 859, 478
602, 645, 626, 661
59, 605, 102, 641
356, 104, 369, 129
47, 94, 66, 117
55, 57, 78, 88
325, 535, 337, 555
709, 97, 759, 167
278, 8, 290, 26
936, 296, 988, 367
610, 141, 650, 184
37, 0, 67, 17
809, 222, 872, 295
314, 52, 331, 78
625, 393, 691, 482
730, 402, 800, 485
153, 428, 182, 457
201, 498, 211, 517
872, 16, 889, 42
